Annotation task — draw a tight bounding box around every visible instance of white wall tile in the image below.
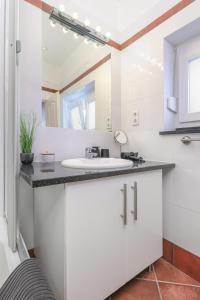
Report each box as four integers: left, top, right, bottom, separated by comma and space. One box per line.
121, 1, 200, 256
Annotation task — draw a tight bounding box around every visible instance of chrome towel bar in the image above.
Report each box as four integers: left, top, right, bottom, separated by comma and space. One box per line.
181, 136, 200, 144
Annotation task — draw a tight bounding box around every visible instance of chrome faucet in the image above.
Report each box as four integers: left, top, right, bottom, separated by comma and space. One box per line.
85, 147, 98, 159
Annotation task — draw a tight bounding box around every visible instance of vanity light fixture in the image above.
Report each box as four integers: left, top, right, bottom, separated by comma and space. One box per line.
59, 4, 65, 12
49, 8, 109, 46
106, 32, 111, 38
62, 27, 68, 34
94, 43, 99, 48
84, 38, 89, 44
84, 19, 90, 26
72, 12, 79, 20
96, 26, 101, 33
50, 20, 56, 27
73, 33, 79, 39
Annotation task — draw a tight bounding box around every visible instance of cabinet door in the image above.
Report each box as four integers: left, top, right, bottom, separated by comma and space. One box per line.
126, 170, 162, 281
65, 176, 127, 300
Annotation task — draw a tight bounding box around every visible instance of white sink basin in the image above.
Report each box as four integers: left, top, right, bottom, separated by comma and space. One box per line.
61, 158, 133, 170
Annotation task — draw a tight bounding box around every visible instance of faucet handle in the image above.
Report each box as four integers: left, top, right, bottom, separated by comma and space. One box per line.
85, 147, 92, 153
85, 147, 99, 159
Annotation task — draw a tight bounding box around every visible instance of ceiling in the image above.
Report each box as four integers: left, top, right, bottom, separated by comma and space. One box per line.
116, 0, 163, 31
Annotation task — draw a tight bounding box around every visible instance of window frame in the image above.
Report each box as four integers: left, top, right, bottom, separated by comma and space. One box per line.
178, 48, 200, 123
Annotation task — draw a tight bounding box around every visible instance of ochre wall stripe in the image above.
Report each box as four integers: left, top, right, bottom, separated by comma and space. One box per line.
59, 54, 111, 94
107, 39, 121, 51
24, 0, 53, 14
42, 86, 58, 93
24, 0, 195, 50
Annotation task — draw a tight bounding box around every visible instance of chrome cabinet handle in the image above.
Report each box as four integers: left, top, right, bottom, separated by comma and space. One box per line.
131, 182, 138, 221
120, 184, 127, 225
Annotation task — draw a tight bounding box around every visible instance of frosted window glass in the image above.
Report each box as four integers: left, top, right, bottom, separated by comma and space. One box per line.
88, 101, 95, 129
71, 107, 82, 129
188, 57, 200, 113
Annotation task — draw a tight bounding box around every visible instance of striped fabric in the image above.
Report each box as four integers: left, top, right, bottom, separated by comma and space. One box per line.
0, 258, 56, 300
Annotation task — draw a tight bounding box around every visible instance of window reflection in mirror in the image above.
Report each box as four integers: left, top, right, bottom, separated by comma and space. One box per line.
41, 11, 112, 132
62, 81, 95, 130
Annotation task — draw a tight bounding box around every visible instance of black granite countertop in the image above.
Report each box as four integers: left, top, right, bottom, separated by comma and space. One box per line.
19, 160, 175, 188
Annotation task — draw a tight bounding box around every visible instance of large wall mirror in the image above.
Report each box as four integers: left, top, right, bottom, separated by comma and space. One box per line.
42, 10, 112, 132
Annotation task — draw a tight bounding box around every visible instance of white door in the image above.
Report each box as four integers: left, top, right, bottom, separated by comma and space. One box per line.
66, 176, 127, 300
126, 170, 162, 280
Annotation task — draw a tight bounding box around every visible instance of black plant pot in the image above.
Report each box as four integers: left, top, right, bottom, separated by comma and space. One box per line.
20, 153, 34, 165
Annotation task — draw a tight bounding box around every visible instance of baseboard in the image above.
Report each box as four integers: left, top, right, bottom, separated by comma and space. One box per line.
163, 239, 200, 282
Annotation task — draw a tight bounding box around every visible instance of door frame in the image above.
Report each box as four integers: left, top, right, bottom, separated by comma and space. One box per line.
4, 0, 20, 251
0, 0, 5, 218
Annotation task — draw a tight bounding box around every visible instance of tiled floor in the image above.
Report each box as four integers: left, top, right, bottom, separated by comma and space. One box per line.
111, 258, 200, 300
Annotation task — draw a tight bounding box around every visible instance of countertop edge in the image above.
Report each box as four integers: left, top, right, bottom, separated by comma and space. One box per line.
159, 127, 200, 135
20, 162, 175, 188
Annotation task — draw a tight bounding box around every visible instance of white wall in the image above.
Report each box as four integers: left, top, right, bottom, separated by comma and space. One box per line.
0, 0, 5, 216
19, 1, 120, 161
42, 61, 61, 90
121, 0, 200, 257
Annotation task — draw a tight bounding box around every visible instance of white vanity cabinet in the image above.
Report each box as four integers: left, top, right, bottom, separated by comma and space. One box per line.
66, 170, 162, 300
34, 169, 162, 300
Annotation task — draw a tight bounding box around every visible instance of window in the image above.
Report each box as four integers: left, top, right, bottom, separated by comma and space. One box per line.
71, 106, 82, 129
188, 57, 200, 114
163, 22, 200, 132
88, 101, 95, 129
178, 36, 200, 123
62, 81, 95, 130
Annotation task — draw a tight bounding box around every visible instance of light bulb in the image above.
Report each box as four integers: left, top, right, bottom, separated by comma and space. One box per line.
106, 32, 111, 38
96, 26, 101, 33
59, 4, 65, 12
84, 38, 89, 44
63, 27, 68, 34
74, 33, 79, 39
50, 20, 56, 27
73, 12, 79, 20
84, 19, 90, 26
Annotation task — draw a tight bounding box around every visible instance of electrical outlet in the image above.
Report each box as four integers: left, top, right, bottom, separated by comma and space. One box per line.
132, 111, 139, 126
106, 117, 112, 131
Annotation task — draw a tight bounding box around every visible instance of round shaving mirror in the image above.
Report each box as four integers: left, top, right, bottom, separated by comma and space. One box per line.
114, 130, 128, 145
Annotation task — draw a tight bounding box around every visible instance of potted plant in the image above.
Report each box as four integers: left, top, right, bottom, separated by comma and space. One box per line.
20, 113, 37, 164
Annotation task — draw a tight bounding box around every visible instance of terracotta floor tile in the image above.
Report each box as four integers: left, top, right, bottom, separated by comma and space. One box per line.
159, 283, 200, 300
137, 268, 156, 281
154, 259, 200, 286
112, 279, 160, 300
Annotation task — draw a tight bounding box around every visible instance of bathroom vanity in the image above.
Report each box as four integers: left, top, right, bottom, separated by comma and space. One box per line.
20, 161, 175, 300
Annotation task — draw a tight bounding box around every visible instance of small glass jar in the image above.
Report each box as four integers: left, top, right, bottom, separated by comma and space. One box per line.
39, 152, 55, 172
40, 152, 55, 163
